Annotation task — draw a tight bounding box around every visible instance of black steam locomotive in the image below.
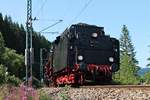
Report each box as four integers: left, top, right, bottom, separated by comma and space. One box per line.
45, 23, 119, 86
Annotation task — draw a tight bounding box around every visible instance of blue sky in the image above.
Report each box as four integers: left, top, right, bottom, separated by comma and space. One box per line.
0, 0, 150, 68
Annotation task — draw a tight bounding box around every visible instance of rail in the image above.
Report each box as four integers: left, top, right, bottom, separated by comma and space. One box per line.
80, 85, 150, 89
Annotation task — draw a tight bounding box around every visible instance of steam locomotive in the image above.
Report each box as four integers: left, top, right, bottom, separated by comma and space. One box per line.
45, 23, 119, 86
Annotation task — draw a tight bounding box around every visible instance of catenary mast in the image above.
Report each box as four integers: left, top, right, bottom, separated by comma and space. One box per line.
25, 0, 33, 86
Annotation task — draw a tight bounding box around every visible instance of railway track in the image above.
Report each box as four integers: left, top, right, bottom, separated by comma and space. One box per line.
80, 85, 150, 89
41, 85, 150, 99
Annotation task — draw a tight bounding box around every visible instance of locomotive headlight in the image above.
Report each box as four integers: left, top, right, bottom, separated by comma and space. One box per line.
109, 57, 114, 62
78, 55, 83, 61
91, 33, 98, 38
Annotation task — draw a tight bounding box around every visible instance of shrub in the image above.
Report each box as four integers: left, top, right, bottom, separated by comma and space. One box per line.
7, 75, 21, 86
143, 72, 150, 84
0, 64, 7, 84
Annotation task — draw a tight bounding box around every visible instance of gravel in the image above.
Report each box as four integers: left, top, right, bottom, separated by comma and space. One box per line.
39, 87, 150, 100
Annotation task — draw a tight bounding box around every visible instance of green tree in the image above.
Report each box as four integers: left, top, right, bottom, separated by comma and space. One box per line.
0, 32, 5, 50
0, 32, 25, 79
0, 13, 51, 80
120, 25, 139, 66
142, 72, 150, 84
114, 25, 140, 84
147, 46, 150, 66
0, 32, 5, 63
0, 13, 4, 33
143, 45, 150, 84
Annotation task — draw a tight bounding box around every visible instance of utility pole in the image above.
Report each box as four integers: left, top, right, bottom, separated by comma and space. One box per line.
40, 48, 43, 84
25, 0, 33, 86
40, 48, 49, 84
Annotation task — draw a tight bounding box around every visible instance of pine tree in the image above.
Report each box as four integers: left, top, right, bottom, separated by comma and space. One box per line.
0, 13, 51, 80
0, 32, 5, 63
0, 13, 4, 33
120, 25, 138, 65
114, 25, 140, 84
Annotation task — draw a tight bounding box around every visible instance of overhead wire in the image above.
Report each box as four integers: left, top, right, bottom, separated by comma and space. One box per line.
39, 20, 63, 33
69, 0, 94, 26
35, 0, 48, 19
34, 0, 63, 33
35, 0, 93, 33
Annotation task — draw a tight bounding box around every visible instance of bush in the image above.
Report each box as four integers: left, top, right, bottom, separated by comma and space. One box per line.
7, 75, 21, 86
0, 64, 22, 86
143, 72, 150, 84
0, 64, 7, 84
